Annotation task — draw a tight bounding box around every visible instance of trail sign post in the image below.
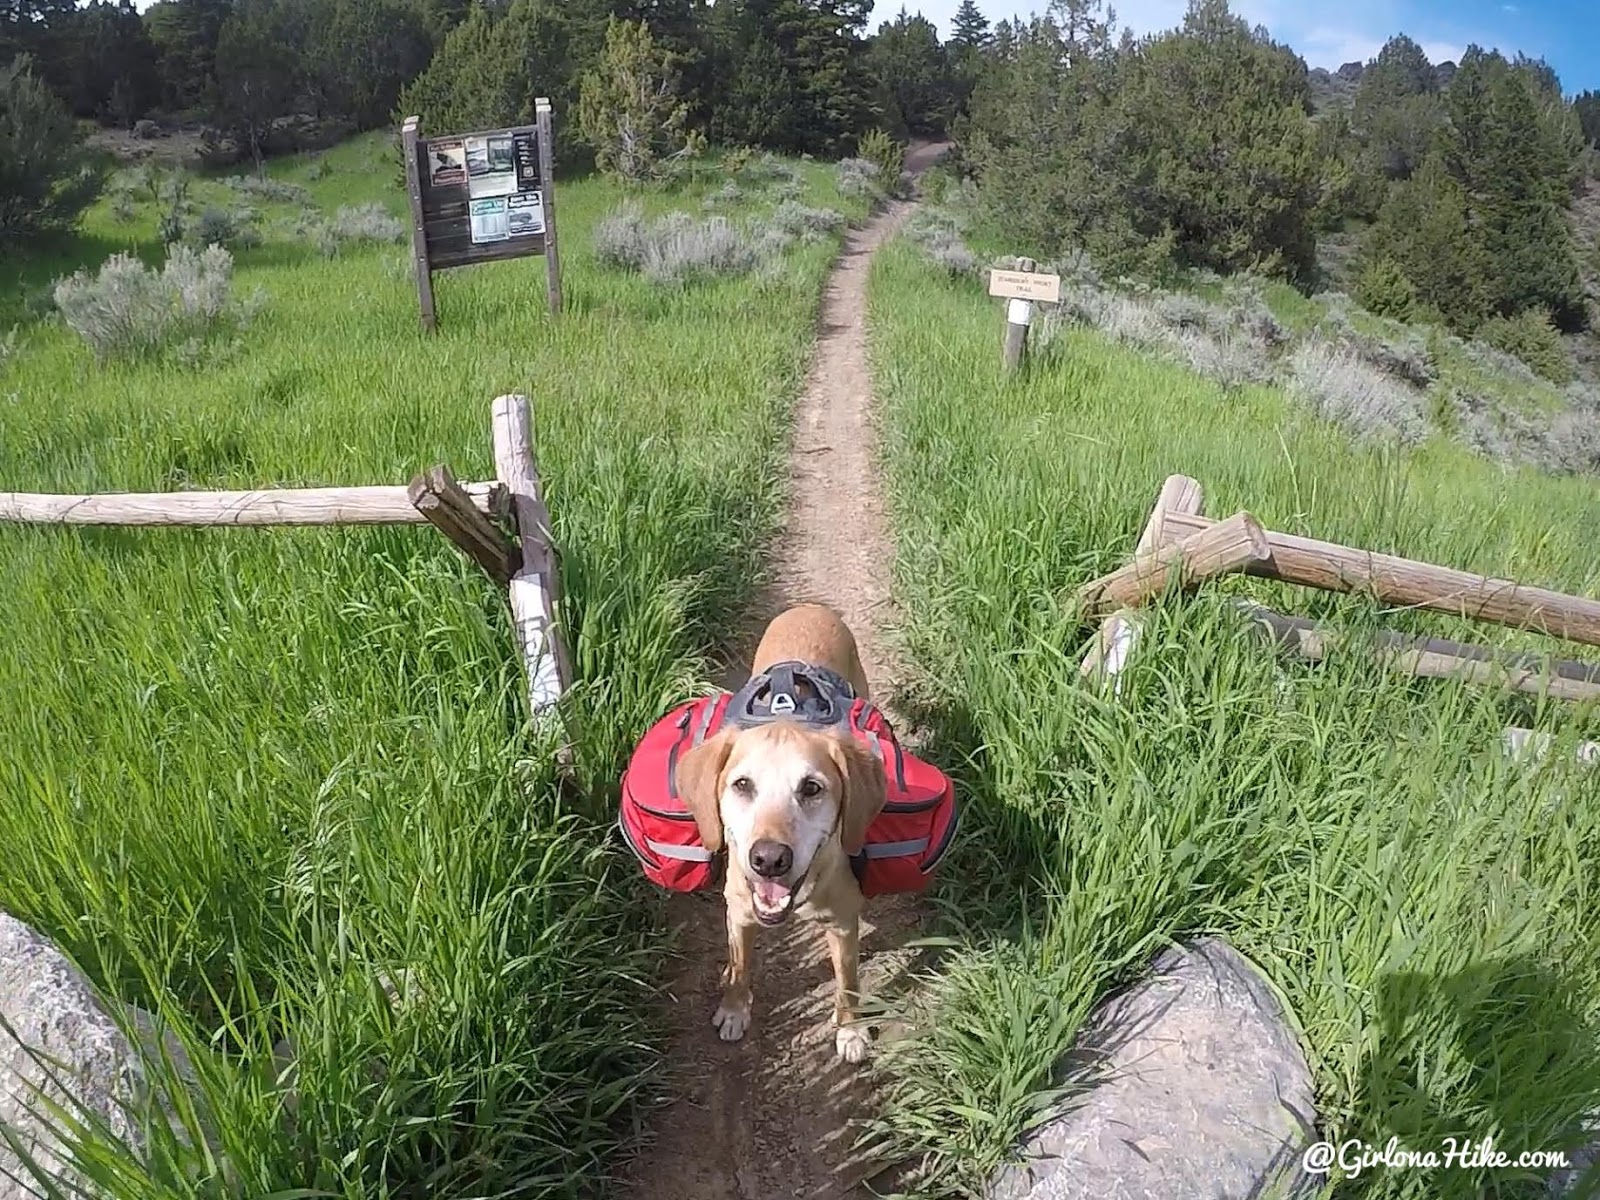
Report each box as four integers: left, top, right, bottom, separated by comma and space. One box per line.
990, 259, 1061, 373
401, 99, 564, 333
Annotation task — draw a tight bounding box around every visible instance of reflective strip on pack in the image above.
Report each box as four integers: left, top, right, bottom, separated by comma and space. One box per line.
646, 839, 715, 862
863, 837, 929, 859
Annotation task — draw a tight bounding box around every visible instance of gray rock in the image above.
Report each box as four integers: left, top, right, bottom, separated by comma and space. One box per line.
1546, 1115, 1599, 1197
988, 936, 1320, 1200
1, 911, 145, 1198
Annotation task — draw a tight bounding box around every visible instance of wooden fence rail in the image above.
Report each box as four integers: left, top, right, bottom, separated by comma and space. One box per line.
1081, 472, 1600, 712
0, 395, 568, 732
1, 483, 506, 527
1159, 508, 1600, 650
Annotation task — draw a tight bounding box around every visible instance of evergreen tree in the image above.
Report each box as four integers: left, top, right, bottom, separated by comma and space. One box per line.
213, 0, 302, 173
611, 0, 711, 127
143, 0, 231, 113
1115, 0, 1322, 280
1350, 34, 1444, 181
1444, 46, 1585, 327
949, 0, 990, 49
1576, 91, 1600, 148
705, 0, 874, 156
0, 0, 79, 101
868, 8, 952, 138
396, 0, 596, 167
394, 3, 529, 134
0, 53, 104, 242
578, 16, 691, 182
309, 0, 432, 129
1362, 151, 1492, 330
64, 1, 162, 125
946, 0, 989, 119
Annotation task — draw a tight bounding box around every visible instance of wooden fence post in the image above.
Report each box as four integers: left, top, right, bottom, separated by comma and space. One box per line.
1001, 255, 1036, 373
401, 116, 437, 334
535, 98, 563, 317
1081, 474, 1206, 687
491, 394, 571, 723
1076, 511, 1269, 618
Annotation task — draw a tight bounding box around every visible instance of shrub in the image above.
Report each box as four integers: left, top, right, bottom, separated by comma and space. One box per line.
188, 206, 262, 251
1460, 336, 1540, 385
327, 203, 405, 246
593, 205, 765, 285
1356, 256, 1419, 322
925, 239, 977, 277
767, 200, 844, 241
224, 174, 311, 206
1336, 327, 1436, 387
904, 207, 978, 277
702, 181, 744, 208
723, 148, 799, 188
1287, 338, 1429, 445
836, 157, 882, 200
1475, 308, 1573, 384
856, 129, 905, 195
307, 157, 333, 181
52, 244, 265, 363
0, 55, 105, 242
293, 204, 406, 258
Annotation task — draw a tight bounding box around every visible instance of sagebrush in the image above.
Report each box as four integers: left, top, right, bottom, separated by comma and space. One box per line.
51, 244, 264, 362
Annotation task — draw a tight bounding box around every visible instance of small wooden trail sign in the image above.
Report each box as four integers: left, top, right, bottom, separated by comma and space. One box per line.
402, 99, 564, 332
997, 257, 1059, 372
988, 268, 1062, 304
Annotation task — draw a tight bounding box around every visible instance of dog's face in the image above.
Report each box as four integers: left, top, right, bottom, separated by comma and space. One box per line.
676, 722, 887, 925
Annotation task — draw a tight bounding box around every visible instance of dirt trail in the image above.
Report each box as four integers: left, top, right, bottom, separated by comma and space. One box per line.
610, 144, 949, 1200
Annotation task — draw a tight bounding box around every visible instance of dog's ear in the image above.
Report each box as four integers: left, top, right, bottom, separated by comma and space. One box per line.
675, 728, 734, 853
829, 734, 888, 857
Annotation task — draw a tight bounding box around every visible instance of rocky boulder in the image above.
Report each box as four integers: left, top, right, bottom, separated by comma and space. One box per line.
1, 912, 159, 1198
987, 936, 1320, 1200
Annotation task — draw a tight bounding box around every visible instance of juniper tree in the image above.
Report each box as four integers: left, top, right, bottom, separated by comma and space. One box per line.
578, 17, 692, 183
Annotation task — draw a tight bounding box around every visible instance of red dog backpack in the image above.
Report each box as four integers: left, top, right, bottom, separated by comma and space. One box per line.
617, 662, 958, 899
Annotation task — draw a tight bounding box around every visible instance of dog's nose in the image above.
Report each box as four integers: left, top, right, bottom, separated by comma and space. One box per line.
749, 839, 793, 878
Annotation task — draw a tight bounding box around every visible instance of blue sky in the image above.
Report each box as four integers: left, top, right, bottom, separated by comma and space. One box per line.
868, 0, 1600, 93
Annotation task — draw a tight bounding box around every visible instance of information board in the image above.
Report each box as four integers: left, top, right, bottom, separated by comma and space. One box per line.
401, 99, 563, 331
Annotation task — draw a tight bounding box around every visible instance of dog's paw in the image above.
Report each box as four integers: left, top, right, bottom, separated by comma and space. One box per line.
713, 1002, 750, 1042
835, 1023, 871, 1064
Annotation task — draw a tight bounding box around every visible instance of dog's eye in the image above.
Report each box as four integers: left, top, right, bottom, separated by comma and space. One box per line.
731, 776, 754, 796
798, 777, 824, 799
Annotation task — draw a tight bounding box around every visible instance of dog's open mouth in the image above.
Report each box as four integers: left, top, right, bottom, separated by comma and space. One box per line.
751, 874, 805, 925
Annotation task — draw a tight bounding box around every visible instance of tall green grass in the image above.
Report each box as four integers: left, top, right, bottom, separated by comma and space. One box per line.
0, 134, 869, 1196
863, 236, 1600, 1199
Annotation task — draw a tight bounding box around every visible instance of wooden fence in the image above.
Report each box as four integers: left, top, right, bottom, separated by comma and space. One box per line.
1, 394, 569, 726
1077, 473, 1600, 759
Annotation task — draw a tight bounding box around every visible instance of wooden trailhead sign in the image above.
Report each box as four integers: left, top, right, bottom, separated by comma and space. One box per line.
402, 98, 564, 332
988, 267, 1061, 304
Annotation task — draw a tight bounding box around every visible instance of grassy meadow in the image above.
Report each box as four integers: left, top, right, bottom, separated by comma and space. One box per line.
0, 134, 871, 1196
863, 205, 1600, 1198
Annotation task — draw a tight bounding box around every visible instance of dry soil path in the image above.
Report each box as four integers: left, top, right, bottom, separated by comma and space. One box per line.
609, 143, 949, 1200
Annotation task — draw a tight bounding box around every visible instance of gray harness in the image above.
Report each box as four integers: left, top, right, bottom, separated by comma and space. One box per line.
725, 660, 857, 732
